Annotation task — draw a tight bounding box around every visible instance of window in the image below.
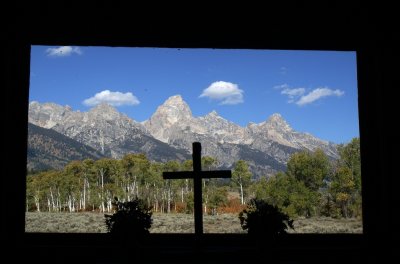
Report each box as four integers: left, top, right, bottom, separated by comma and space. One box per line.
25, 46, 361, 234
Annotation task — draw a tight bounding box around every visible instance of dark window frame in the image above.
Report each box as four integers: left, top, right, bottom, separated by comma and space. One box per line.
5, 7, 391, 262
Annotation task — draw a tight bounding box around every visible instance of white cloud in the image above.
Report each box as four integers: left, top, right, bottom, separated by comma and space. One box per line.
273, 84, 290, 90
281, 88, 305, 97
275, 84, 305, 103
276, 84, 345, 106
46, 46, 82, 57
83, 90, 140, 107
199, 81, 244, 105
296, 87, 344, 106
281, 88, 306, 103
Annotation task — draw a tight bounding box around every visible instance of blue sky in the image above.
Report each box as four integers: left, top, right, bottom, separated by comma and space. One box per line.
29, 46, 359, 144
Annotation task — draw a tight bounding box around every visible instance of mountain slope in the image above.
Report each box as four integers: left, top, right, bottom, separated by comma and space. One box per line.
27, 122, 105, 171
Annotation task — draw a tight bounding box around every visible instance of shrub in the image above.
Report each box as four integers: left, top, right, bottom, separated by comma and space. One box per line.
173, 202, 187, 213
239, 198, 294, 238
104, 197, 152, 238
218, 198, 246, 214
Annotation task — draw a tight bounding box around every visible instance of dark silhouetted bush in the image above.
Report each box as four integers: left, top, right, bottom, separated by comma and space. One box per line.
105, 197, 152, 238
239, 198, 294, 238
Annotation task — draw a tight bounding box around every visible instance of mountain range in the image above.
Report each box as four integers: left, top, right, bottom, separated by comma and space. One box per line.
28, 95, 338, 177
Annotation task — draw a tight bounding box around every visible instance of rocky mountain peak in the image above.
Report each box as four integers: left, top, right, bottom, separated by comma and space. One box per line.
89, 102, 118, 113
266, 113, 292, 131
164, 94, 185, 105
29, 101, 39, 106
29, 101, 73, 129
153, 94, 192, 122
88, 103, 121, 120
203, 110, 222, 120
268, 113, 285, 123
143, 95, 193, 142
208, 110, 219, 117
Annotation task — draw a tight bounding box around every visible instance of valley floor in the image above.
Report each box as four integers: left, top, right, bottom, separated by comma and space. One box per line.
25, 212, 362, 233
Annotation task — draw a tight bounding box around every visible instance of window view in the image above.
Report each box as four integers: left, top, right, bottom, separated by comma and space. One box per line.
26, 46, 361, 233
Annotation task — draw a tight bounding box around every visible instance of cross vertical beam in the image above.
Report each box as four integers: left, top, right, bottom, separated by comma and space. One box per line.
163, 142, 231, 237
192, 142, 203, 236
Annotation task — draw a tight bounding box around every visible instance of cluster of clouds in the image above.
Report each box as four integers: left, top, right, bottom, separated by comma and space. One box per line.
47, 47, 343, 108
82, 81, 244, 108
46, 46, 82, 57
82, 82, 343, 108
45, 47, 243, 107
47, 47, 342, 108
274, 84, 344, 106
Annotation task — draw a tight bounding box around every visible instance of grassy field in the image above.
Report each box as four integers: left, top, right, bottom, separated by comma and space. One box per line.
25, 212, 362, 234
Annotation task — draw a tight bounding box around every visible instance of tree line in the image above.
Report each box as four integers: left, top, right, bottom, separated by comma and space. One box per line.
26, 138, 361, 219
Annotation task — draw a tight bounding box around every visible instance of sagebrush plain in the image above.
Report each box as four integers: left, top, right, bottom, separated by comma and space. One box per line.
25, 212, 362, 233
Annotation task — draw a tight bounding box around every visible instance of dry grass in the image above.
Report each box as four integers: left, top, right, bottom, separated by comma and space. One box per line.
25, 212, 107, 233
25, 212, 362, 234
289, 216, 363, 233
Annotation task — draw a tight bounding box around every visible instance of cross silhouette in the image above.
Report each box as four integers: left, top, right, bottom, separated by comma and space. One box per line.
163, 142, 232, 236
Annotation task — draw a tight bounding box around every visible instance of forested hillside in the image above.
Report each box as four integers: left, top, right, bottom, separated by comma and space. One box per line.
27, 123, 105, 171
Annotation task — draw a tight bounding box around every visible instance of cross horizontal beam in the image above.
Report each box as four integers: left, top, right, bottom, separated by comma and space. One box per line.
163, 170, 232, 179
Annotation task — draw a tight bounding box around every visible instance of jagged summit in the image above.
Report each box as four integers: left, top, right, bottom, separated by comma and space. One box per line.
144, 95, 193, 142
29, 101, 71, 110
164, 94, 185, 105
203, 110, 223, 120
266, 113, 291, 129
28, 101, 73, 129
247, 113, 291, 132
87, 102, 122, 121
151, 94, 192, 122
89, 102, 118, 112
207, 110, 219, 117
269, 113, 283, 120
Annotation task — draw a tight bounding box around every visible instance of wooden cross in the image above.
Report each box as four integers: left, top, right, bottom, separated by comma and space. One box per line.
163, 142, 232, 236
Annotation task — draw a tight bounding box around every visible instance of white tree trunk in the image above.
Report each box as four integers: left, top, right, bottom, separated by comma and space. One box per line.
204, 194, 208, 215
100, 169, 105, 213
133, 175, 137, 197
34, 194, 40, 212
107, 198, 112, 213
57, 189, 61, 212
68, 196, 72, 212
240, 183, 244, 205
167, 187, 171, 214
72, 195, 76, 212
83, 178, 87, 210
50, 188, 55, 211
